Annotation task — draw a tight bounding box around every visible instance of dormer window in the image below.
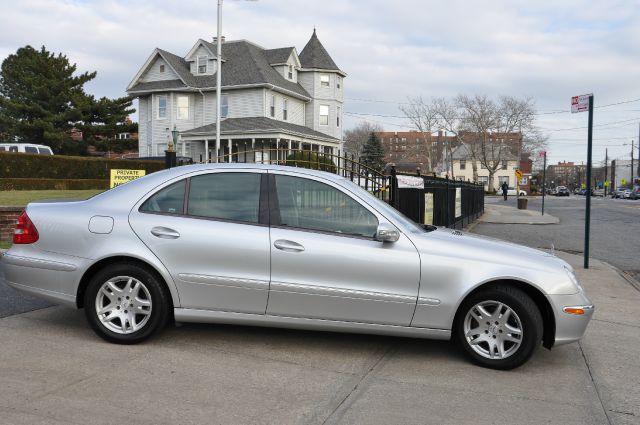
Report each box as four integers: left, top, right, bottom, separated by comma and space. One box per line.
288, 65, 293, 80
320, 74, 330, 87
159, 64, 165, 73
337, 77, 341, 89
198, 55, 207, 74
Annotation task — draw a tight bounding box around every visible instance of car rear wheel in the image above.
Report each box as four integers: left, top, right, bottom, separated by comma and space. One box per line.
84, 263, 170, 344
454, 285, 543, 370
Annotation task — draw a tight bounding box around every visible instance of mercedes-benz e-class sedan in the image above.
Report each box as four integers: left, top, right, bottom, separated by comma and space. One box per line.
1, 164, 593, 369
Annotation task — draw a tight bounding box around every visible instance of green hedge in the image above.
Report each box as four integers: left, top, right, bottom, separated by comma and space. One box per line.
0, 152, 164, 179
0, 178, 109, 190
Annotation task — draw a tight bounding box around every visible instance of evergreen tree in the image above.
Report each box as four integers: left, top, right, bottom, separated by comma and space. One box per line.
360, 131, 386, 172
79, 95, 136, 140
0, 45, 96, 151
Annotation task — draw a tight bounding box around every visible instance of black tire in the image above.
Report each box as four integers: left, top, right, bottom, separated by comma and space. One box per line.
454, 285, 543, 370
84, 262, 171, 344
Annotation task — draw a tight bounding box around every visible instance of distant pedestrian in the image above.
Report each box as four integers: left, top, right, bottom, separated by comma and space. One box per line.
501, 182, 509, 201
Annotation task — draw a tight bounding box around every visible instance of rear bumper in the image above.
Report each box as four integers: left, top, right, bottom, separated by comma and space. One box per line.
547, 292, 594, 346
1, 253, 79, 308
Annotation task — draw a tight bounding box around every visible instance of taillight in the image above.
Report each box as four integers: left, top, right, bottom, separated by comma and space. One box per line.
13, 210, 39, 244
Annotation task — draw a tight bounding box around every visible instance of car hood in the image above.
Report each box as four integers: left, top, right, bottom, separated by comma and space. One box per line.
410, 227, 569, 274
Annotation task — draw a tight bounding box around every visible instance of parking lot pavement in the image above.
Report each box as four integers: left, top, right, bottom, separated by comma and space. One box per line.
1, 252, 638, 425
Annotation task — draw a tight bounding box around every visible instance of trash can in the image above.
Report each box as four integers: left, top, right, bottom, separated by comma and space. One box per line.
517, 198, 528, 210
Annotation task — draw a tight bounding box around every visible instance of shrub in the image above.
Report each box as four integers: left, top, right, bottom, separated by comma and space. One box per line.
0, 151, 163, 179
284, 151, 336, 173
0, 178, 109, 190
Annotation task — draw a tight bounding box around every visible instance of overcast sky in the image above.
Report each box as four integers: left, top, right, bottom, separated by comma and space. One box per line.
1, 0, 639, 165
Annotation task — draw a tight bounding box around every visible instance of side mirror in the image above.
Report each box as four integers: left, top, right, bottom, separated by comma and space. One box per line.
376, 223, 400, 243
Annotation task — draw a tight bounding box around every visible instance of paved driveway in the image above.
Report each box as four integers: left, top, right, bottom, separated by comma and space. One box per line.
1, 252, 638, 425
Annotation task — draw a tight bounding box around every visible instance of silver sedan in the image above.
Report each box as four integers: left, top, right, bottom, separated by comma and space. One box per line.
1, 164, 593, 369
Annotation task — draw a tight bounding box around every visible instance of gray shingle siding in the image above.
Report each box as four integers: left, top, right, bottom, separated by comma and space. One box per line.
183, 117, 338, 141
299, 30, 341, 71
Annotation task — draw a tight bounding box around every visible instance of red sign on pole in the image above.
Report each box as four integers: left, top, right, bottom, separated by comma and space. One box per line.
571, 94, 592, 113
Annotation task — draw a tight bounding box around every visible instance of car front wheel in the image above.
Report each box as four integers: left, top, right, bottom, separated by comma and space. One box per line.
455, 285, 543, 370
84, 263, 170, 344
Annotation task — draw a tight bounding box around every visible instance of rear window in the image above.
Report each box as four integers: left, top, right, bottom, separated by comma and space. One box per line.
140, 180, 186, 215
37, 147, 52, 155
187, 173, 261, 223
24, 146, 38, 153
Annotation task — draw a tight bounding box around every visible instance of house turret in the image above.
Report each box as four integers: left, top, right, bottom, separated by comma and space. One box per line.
297, 29, 346, 141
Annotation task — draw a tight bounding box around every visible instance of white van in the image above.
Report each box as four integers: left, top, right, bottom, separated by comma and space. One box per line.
0, 143, 53, 155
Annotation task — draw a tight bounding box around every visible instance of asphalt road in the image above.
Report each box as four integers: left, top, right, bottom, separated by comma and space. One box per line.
473, 195, 640, 279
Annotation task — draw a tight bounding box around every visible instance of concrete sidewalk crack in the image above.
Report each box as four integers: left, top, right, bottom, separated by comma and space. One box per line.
578, 341, 613, 425
320, 344, 396, 425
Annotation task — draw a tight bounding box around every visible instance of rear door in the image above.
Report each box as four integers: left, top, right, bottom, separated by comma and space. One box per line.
129, 170, 271, 314
266, 171, 421, 326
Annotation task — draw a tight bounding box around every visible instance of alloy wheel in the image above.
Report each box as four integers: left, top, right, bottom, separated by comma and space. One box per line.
463, 300, 523, 360
94, 276, 152, 334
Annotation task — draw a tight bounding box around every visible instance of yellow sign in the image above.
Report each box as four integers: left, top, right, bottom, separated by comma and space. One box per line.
515, 169, 523, 180
621, 179, 627, 186
581, 183, 586, 189
604, 180, 610, 187
424, 193, 434, 225
110, 169, 146, 188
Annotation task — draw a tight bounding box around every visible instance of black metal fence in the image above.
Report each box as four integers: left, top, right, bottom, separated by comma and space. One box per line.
387, 168, 484, 229
168, 148, 484, 228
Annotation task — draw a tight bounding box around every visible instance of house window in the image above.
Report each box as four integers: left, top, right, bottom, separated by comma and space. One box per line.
282, 99, 288, 121
221, 95, 229, 118
157, 95, 167, 119
499, 176, 509, 186
198, 55, 207, 74
460, 160, 466, 170
270, 95, 275, 117
336, 77, 341, 89
177, 95, 189, 120
319, 105, 329, 125
401, 137, 407, 143
320, 74, 330, 87
288, 65, 293, 80
337, 107, 340, 126
478, 176, 489, 187
159, 64, 165, 73
502, 160, 508, 170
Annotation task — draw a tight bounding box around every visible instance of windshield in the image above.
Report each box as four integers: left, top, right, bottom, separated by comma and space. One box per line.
341, 179, 429, 234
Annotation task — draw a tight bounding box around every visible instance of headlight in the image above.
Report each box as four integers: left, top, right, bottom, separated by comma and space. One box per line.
563, 265, 583, 292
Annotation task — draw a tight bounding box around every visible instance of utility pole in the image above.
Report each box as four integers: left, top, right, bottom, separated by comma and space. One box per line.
214, 0, 223, 163
604, 148, 608, 197
541, 150, 547, 216
632, 139, 635, 187
584, 95, 594, 269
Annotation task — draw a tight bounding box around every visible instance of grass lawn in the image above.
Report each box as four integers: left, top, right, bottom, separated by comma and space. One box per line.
0, 241, 11, 250
0, 190, 104, 207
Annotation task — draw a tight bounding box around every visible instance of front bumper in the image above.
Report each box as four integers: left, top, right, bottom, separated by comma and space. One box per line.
547, 292, 594, 346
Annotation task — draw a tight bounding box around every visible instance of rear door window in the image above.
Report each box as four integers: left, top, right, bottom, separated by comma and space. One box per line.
37, 147, 52, 155
24, 146, 38, 153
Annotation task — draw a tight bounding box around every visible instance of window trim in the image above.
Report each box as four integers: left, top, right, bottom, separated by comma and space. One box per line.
320, 74, 330, 87
288, 64, 293, 80
221, 95, 229, 118
176, 95, 190, 120
319, 104, 329, 126
282, 99, 288, 121
157, 95, 167, 120
197, 55, 208, 74
270, 95, 275, 117
268, 173, 379, 240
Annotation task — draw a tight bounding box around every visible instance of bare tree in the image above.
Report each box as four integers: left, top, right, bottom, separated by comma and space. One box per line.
399, 96, 439, 172
343, 121, 382, 159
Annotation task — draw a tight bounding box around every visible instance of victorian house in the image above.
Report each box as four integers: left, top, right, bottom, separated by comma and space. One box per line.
127, 30, 345, 162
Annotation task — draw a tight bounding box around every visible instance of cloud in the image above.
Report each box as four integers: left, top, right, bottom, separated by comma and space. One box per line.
0, 0, 638, 163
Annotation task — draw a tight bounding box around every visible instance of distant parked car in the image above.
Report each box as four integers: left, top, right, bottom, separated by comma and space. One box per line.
630, 187, 640, 200
507, 187, 527, 196
613, 188, 627, 199
622, 189, 632, 199
0, 143, 53, 155
592, 189, 604, 197
555, 186, 570, 196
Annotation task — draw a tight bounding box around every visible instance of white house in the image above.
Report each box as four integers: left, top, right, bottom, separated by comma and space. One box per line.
127, 30, 346, 162
445, 145, 520, 191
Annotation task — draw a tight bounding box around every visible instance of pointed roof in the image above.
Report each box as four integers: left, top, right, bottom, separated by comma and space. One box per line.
299, 29, 341, 72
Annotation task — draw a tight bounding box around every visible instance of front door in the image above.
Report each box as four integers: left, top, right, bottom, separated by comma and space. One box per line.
266, 172, 421, 326
129, 170, 270, 314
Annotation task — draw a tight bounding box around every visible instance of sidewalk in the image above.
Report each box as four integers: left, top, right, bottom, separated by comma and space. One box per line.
0, 251, 638, 424
479, 202, 560, 224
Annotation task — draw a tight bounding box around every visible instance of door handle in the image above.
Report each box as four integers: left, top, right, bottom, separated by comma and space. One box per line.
274, 239, 305, 252
151, 226, 180, 239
